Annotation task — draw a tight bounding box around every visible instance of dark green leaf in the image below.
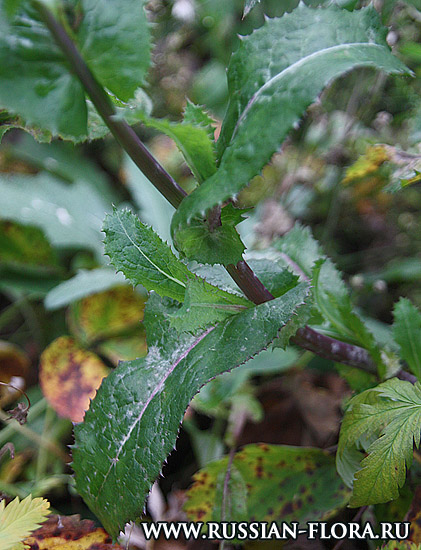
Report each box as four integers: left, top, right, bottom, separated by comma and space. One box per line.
76, 0, 150, 102
0, 3, 87, 137
103, 208, 191, 302
243, 0, 260, 17
393, 298, 421, 379
72, 283, 310, 536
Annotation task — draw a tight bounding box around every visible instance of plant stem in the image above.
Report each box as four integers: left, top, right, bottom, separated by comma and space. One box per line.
35, 3, 386, 375
32, 0, 187, 210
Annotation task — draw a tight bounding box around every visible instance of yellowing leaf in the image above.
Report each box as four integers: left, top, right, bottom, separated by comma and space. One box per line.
68, 286, 145, 344
0, 495, 50, 550
40, 337, 109, 423
23, 514, 123, 549
342, 145, 390, 186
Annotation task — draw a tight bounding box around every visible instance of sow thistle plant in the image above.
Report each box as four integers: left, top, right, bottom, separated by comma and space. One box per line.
1, 0, 421, 539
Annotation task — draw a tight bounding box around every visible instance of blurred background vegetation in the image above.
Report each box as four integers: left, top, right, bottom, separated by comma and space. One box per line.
1, 0, 421, 545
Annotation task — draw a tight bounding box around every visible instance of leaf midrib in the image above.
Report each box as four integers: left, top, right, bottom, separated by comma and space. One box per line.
230, 42, 388, 144
115, 209, 187, 290
97, 325, 215, 498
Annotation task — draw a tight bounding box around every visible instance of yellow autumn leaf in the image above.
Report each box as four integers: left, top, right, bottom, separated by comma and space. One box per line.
0, 495, 50, 550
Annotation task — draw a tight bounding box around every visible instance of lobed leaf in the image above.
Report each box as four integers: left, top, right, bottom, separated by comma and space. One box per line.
72, 283, 310, 537
337, 378, 421, 507
0, 495, 50, 550
393, 298, 421, 379
171, 5, 409, 259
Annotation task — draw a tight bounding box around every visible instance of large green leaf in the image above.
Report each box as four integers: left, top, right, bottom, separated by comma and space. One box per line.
393, 298, 421, 379
0, 3, 87, 138
185, 444, 349, 527
0, 0, 151, 139
171, 5, 409, 257
337, 378, 421, 507
72, 283, 310, 537
75, 0, 150, 102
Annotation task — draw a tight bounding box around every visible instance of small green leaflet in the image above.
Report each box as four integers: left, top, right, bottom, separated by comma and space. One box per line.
131, 101, 216, 184
103, 208, 251, 330
0, 0, 151, 139
171, 5, 410, 260
172, 205, 247, 266
393, 298, 421, 379
104, 208, 191, 303
337, 378, 421, 507
185, 444, 349, 526
72, 284, 310, 537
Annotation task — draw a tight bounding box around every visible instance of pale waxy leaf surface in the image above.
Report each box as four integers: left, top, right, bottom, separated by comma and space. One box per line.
337, 378, 421, 506
0, 495, 50, 550
171, 5, 409, 255
393, 298, 421, 379
72, 283, 310, 537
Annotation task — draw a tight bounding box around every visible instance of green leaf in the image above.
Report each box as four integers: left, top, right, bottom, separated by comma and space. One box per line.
172, 205, 247, 266
171, 5, 409, 253
274, 223, 325, 279
169, 277, 251, 332
185, 444, 349, 526
183, 100, 216, 142
103, 208, 192, 302
313, 259, 384, 373
0, 221, 58, 270
44, 268, 127, 310
247, 259, 299, 298
72, 283, 310, 537
0, 3, 87, 138
0, 495, 50, 550
0, 174, 108, 259
0, 0, 151, 139
75, 0, 150, 102
337, 378, 421, 507
132, 102, 216, 184
393, 298, 421, 379
104, 208, 249, 307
